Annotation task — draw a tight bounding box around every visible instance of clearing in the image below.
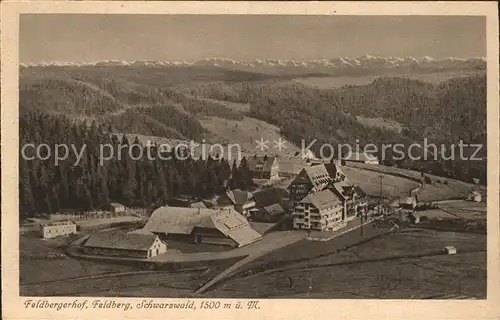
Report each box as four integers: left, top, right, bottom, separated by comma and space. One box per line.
342, 166, 419, 198
199, 116, 300, 156
292, 70, 486, 89
346, 162, 484, 202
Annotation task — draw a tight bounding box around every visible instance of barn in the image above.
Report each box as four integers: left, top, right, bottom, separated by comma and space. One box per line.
40, 220, 77, 239
83, 230, 167, 259
140, 206, 262, 247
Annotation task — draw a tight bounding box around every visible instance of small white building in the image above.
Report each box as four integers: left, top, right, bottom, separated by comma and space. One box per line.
40, 220, 77, 239
467, 190, 482, 203
109, 202, 126, 213
444, 246, 457, 255
399, 196, 417, 210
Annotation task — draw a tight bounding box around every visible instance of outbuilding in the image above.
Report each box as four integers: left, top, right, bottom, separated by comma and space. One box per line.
108, 202, 126, 213
83, 230, 166, 259
444, 246, 457, 255
467, 190, 482, 203
40, 220, 77, 239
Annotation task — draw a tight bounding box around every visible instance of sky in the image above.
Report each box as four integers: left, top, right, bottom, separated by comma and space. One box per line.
20, 15, 486, 63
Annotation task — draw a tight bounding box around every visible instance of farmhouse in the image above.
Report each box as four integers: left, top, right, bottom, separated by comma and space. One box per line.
467, 190, 482, 203
288, 164, 333, 207
141, 206, 262, 247
40, 220, 77, 239
83, 231, 166, 259
293, 189, 346, 231
343, 152, 379, 165
217, 189, 256, 216
247, 155, 280, 180
108, 202, 126, 213
294, 149, 316, 161
399, 196, 417, 211
251, 203, 286, 223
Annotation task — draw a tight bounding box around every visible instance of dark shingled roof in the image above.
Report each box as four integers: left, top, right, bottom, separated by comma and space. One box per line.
84, 230, 158, 251
262, 203, 286, 216
297, 164, 333, 189
253, 188, 289, 207
225, 189, 254, 206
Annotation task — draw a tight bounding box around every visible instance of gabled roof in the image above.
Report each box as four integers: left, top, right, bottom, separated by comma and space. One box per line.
225, 189, 254, 206
84, 230, 158, 251
399, 196, 416, 205
253, 188, 289, 207
41, 220, 75, 227
142, 206, 262, 246
329, 183, 349, 201
324, 162, 343, 178
109, 202, 125, 207
262, 203, 286, 216
354, 186, 367, 198
247, 156, 277, 172
299, 189, 342, 210
329, 180, 366, 200
290, 164, 332, 189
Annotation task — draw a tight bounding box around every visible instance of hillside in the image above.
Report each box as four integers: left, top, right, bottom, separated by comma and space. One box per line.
19, 65, 487, 184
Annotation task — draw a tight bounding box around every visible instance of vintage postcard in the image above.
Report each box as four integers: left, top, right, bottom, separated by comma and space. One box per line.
1, 1, 499, 320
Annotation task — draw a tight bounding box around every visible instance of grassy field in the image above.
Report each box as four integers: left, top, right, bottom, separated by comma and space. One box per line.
342, 166, 419, 198
346, 162, 484, 202
231, 221, 394, 276
414, 201, 486, 221
437, 201, 487, 220
355, 115, 403, 133
206, 228, 486, 299
207, 252, 486, 299
199, 116, 300, 156
20, 233, 139, 286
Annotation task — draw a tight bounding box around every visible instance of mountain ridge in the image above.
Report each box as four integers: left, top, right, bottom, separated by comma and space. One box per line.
20, 55, 486, 72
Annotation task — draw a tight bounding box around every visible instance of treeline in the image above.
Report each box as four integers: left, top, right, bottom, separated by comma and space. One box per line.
106, 106, 207, 141
19, 112, 254, 217
20, 75, 245, 140
244, 77, 487, 184
329, 75, 487, 144
20, 75, 245, 121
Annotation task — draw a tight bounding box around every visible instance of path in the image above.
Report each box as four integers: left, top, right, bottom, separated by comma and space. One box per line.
196, 218, 393, 294
195, 231, 306, 294
20, 268, 205, 287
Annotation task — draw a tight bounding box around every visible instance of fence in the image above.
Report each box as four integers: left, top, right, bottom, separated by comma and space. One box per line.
36, 208, 151, 222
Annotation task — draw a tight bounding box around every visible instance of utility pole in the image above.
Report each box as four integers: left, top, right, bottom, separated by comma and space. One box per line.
360, 206, 364, 238
379, 175, 384, 216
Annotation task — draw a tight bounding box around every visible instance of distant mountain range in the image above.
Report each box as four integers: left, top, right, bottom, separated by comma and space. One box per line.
20, 55, 486, 75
